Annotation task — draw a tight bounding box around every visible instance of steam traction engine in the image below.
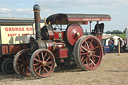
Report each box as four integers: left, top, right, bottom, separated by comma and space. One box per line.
13, 4, 111, 78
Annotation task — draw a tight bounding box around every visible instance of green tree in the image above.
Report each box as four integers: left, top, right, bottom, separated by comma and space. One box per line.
106, 31, 112, 34
112, 30, 122, 34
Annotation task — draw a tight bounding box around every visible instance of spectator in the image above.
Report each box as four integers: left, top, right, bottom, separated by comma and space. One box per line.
122, 38, 126, 52
108, 38, 114, 53
118, 38, 122, 52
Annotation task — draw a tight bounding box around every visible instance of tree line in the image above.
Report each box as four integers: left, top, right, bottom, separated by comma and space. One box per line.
106, 28, 126, 34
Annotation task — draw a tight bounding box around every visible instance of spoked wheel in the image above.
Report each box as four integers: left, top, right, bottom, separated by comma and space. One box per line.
73, 35, 103, 70
1, 58, 15, 74
13, 49, 31, 76
30, 49, 55, 78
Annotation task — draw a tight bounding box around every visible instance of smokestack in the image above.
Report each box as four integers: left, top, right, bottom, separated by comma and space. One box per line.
33, 4, 41, 40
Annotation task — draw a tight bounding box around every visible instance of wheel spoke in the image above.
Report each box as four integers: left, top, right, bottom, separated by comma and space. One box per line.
81, 46, 88, 51
90, 59, 96, 66
91, 56, 95, 63
93, 55, 100, 58
39, 68, 41, 74
44, 67, 49, 73
89, 39, 94, 46
80, 56, 84, 61
46, 65, 52, 69
80, 52, 87, 55
82, 57, 88, 63
43, 67, 45, 74
46, 61, 52, 65
43, 52, 48, 61
86, 42, 90, 49
34, 58, 42, 63
33, 63, 40, 66
35, 64, 43, 71
86, 59, 89, 65
46, 56, 50, 62
40, 52, 44, 60
37, 54, 41, 61
93, 45, 99, 50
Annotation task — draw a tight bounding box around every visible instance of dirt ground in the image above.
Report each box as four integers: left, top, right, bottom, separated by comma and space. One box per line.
0, 53, 128, 85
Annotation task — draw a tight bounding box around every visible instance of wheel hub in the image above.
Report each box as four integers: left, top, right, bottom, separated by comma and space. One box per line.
42, 61, 46, 66
88, 51, 92, 56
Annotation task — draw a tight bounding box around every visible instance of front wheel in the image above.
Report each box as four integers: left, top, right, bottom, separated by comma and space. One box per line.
30, 49, 55, 78
13, 49, 31, 76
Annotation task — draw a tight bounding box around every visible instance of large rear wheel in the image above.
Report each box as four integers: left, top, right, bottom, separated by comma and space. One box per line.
73, 35, 103, 70
30, 49, 55, 78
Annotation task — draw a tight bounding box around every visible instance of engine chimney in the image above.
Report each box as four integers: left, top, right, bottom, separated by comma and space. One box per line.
33, 4, 41, 40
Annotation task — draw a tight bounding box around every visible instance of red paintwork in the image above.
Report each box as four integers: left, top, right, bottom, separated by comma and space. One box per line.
96, 35, 102, 40
67, 24, 84, 45
48, 30, 54, 39
68, 17, 111, 22
54, 48, 68, 58
53, 32, 64, 40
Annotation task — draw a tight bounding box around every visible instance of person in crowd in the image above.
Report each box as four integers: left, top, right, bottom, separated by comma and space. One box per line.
122, 38, 126, 52
118, 38, 122, 52
108, 38, 114, 53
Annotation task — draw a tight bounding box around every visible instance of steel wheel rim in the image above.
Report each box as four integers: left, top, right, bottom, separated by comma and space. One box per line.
79, 36, 102, 70
14, 49, 31, 76
32, 49, 55, 78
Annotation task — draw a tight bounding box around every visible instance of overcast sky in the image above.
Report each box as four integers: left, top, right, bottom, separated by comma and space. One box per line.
0, 0, 128, 32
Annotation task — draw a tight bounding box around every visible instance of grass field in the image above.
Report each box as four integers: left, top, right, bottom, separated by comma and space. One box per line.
117, 33, 126, 38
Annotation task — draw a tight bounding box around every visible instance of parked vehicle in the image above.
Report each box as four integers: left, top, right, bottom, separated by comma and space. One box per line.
0, 18, 43, 74
13, 4, 111, 78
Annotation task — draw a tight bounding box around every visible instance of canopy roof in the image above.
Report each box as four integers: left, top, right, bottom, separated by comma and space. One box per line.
46, 13, 111, 25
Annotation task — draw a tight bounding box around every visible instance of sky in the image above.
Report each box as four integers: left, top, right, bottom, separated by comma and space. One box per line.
0, 0, 128, 32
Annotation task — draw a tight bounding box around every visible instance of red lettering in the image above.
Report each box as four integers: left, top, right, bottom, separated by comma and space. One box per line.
30, 28, 32, 31
9, 27, 11, 31
22, 27, 24, 31
5, 27, 32, 32
5, 27, 8, 31
26, 27, 29, 31
19, 27, 21, 31
12, 27, 15, 31
8, 33, 17, 36
15, 27, 18, 31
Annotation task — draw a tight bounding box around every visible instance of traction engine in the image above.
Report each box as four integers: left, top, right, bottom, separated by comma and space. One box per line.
13, 4, 111, 78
